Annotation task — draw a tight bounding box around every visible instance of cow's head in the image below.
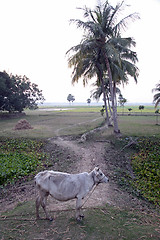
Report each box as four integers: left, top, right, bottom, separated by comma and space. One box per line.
92, 167, 109, 184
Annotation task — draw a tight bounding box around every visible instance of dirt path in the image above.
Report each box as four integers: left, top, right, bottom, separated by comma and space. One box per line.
46, 135, 145, 213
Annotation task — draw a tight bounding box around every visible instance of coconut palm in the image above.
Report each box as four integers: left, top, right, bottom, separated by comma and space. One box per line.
67, 1, 139, 133
152, 82, 160, 108
67, 42, 111, 125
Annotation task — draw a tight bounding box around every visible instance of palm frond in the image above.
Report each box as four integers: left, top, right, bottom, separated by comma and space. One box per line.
113, 12, 140, 35
153, 93, 160, 107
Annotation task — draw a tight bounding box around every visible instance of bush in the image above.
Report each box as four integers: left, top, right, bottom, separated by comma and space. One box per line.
131, 138, 160, 206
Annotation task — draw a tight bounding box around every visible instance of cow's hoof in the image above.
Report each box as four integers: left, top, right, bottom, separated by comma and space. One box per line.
76, 215, 84, 222
46, 217, 53, 221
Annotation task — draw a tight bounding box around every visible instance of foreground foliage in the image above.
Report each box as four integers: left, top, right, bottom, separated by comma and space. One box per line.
132, 138, 160, 206
0, 138, 47, 185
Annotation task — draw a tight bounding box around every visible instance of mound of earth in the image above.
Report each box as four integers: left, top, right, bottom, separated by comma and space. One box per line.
14, 119, 33, 130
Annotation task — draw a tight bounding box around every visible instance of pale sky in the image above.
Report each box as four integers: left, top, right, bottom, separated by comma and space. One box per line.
0, 0, 160, 104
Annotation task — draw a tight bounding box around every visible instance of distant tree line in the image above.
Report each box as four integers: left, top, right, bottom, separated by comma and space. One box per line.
0, 71, 45, 113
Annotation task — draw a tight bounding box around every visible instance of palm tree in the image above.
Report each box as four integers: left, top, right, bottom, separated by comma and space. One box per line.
67, 38, 112, 125
67, 1, 139, 133
152, 82, 160, 108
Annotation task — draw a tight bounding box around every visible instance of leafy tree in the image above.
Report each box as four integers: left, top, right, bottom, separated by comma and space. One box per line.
0, 71, 45, 112
67, 1, 139, 133
118, 94, 127, 114
152, 82, 160, 108
118, 94, 127, 107
87, 98, 91, 105
139, 105, 144, 114
100, 105, 105, 117
67, 94, 75, 103
71, 95, 75, 103
128, 108, 132, 113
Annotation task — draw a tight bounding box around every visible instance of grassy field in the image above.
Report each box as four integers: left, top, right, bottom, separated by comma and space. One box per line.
0, 106, 159, 138
0, 201, 160, 240
0, 110, 103, 138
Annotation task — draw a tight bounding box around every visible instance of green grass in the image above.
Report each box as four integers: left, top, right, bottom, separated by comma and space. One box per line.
0, 110, 103, 138
0, 202, 159, 240
38, 104, 157, 113
118, 116, 160, 137
117, 105, 157, 113
0, 106, 159, 139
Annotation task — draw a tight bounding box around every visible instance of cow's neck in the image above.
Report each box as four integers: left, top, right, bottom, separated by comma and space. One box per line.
89, 171, 97, 189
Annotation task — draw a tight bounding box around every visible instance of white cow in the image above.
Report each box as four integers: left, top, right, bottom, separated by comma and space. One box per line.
35, 167, 109, 221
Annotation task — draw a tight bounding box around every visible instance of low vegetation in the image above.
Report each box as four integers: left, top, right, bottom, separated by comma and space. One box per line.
132, 138, 160, 206
0, 138, 48, 185
106, 136, 160, 207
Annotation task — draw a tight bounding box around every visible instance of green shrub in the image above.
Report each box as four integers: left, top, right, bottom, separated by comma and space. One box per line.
0, 138, 47, 185
132, 138, 160, 205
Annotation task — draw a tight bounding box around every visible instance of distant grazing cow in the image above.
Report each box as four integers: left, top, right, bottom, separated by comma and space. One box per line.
35, 167, 109, 221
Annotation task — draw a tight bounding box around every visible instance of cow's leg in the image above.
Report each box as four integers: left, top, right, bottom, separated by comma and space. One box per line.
41, 194, 53, 221
76, 197, 84, 221
36, 195, 41, 219
40, 191, 53, 221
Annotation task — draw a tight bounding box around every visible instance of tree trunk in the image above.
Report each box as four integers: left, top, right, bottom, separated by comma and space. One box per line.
96, 63, 111, 126
100, 77, 111, 126
106, 93, 113, 119
103, 54, 120, 133
113, 81, 118, 119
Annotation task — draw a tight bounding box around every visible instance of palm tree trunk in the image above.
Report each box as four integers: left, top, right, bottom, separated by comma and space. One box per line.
96, 63, 111, 126
106, 93, 113, 120
100, 77, 110, 126
103, 53, 120, 133
113, 81, 118, 119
